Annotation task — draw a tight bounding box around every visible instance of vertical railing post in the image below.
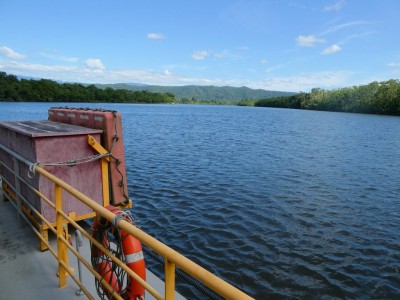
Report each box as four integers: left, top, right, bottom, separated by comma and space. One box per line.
55, 184, 67, 288
100, 158, 110, 207
74, 230, 84, 296
165, 258, 176, 299
0, 176, 3, 200
12, 158, 22, 224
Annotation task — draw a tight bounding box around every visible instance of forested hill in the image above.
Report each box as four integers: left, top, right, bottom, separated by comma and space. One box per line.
96, 83, 296, 101
0, 72, 176, 103
238, 80, 400, 116
0, 71, 295, 103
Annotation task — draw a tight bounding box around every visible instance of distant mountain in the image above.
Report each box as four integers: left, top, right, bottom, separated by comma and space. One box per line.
95, 83, 297, 101
16, 75, 41, 81
123, 82, 149, 87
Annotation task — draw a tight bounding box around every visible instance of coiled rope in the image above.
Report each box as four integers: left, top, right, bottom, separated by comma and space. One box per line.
91, 209, 135, 299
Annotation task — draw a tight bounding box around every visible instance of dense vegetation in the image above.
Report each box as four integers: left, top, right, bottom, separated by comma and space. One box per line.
96, 83, 296, 101
1, 72, 399, 115
0, 72, 177, 103
239, 80, 400, 116
0, 72, 291, 104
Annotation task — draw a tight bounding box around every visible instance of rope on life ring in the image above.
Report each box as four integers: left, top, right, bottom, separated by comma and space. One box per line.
91, 205, 146, 300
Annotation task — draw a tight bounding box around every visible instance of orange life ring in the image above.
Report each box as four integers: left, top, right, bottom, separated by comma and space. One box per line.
91, 205, 146, 300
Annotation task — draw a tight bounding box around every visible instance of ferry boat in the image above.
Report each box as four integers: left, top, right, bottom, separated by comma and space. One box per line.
0, 107, 253, 300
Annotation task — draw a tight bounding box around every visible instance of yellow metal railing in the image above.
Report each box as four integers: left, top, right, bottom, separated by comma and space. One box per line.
0, 144, 253, 300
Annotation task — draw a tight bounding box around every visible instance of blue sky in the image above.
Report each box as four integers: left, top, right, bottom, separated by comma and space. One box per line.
1, 0, 399, 92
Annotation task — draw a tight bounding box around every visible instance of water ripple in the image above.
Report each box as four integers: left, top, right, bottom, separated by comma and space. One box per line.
123, 105, 400, 299
3, 103, 399, 299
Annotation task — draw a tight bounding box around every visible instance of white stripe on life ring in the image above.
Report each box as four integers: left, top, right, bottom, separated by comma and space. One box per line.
125, 251, 144, 264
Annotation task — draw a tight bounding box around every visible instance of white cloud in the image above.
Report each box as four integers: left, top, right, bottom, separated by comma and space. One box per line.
0, 60, 78, 74
339, 31, 375, 44
108, 68, 223, 86
84, 58, 105, 70
192, 50, 208, 60
387, 62, 400, 67
0, 58, 351, 92
0, 59, 214, 86
389, 70, 400, 76
251, 71, 350, 91
324, 0, 346, 12
321, 44, 342, 55
215, 50, 243, 61
260, 59, 268, 64
40, 51, 79, 63
214, 50, 229, 59
61, 57, 79, 63
296, 35, 325, 47
147, 33, 165, 40
265, 64, 283, 73
320, 21, 366, 36
0, 46, 26, 59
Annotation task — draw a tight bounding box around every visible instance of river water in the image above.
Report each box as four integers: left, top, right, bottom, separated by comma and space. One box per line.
1, 102, 399, 299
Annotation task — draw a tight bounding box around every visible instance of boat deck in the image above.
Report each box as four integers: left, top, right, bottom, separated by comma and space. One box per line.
0, 191, 185, 299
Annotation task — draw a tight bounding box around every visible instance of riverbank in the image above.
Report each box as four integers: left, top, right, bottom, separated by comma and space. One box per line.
239, 80, 400, 116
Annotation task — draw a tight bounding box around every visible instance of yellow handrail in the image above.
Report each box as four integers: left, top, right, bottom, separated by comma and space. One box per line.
60, 211, 163, 299
0, 140, 253, 300
33, 165, 254, 300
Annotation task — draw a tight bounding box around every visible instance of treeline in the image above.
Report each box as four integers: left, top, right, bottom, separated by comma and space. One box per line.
0, 72, 177, 103
2, 71, 400, 114
239, 80, 400, 115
